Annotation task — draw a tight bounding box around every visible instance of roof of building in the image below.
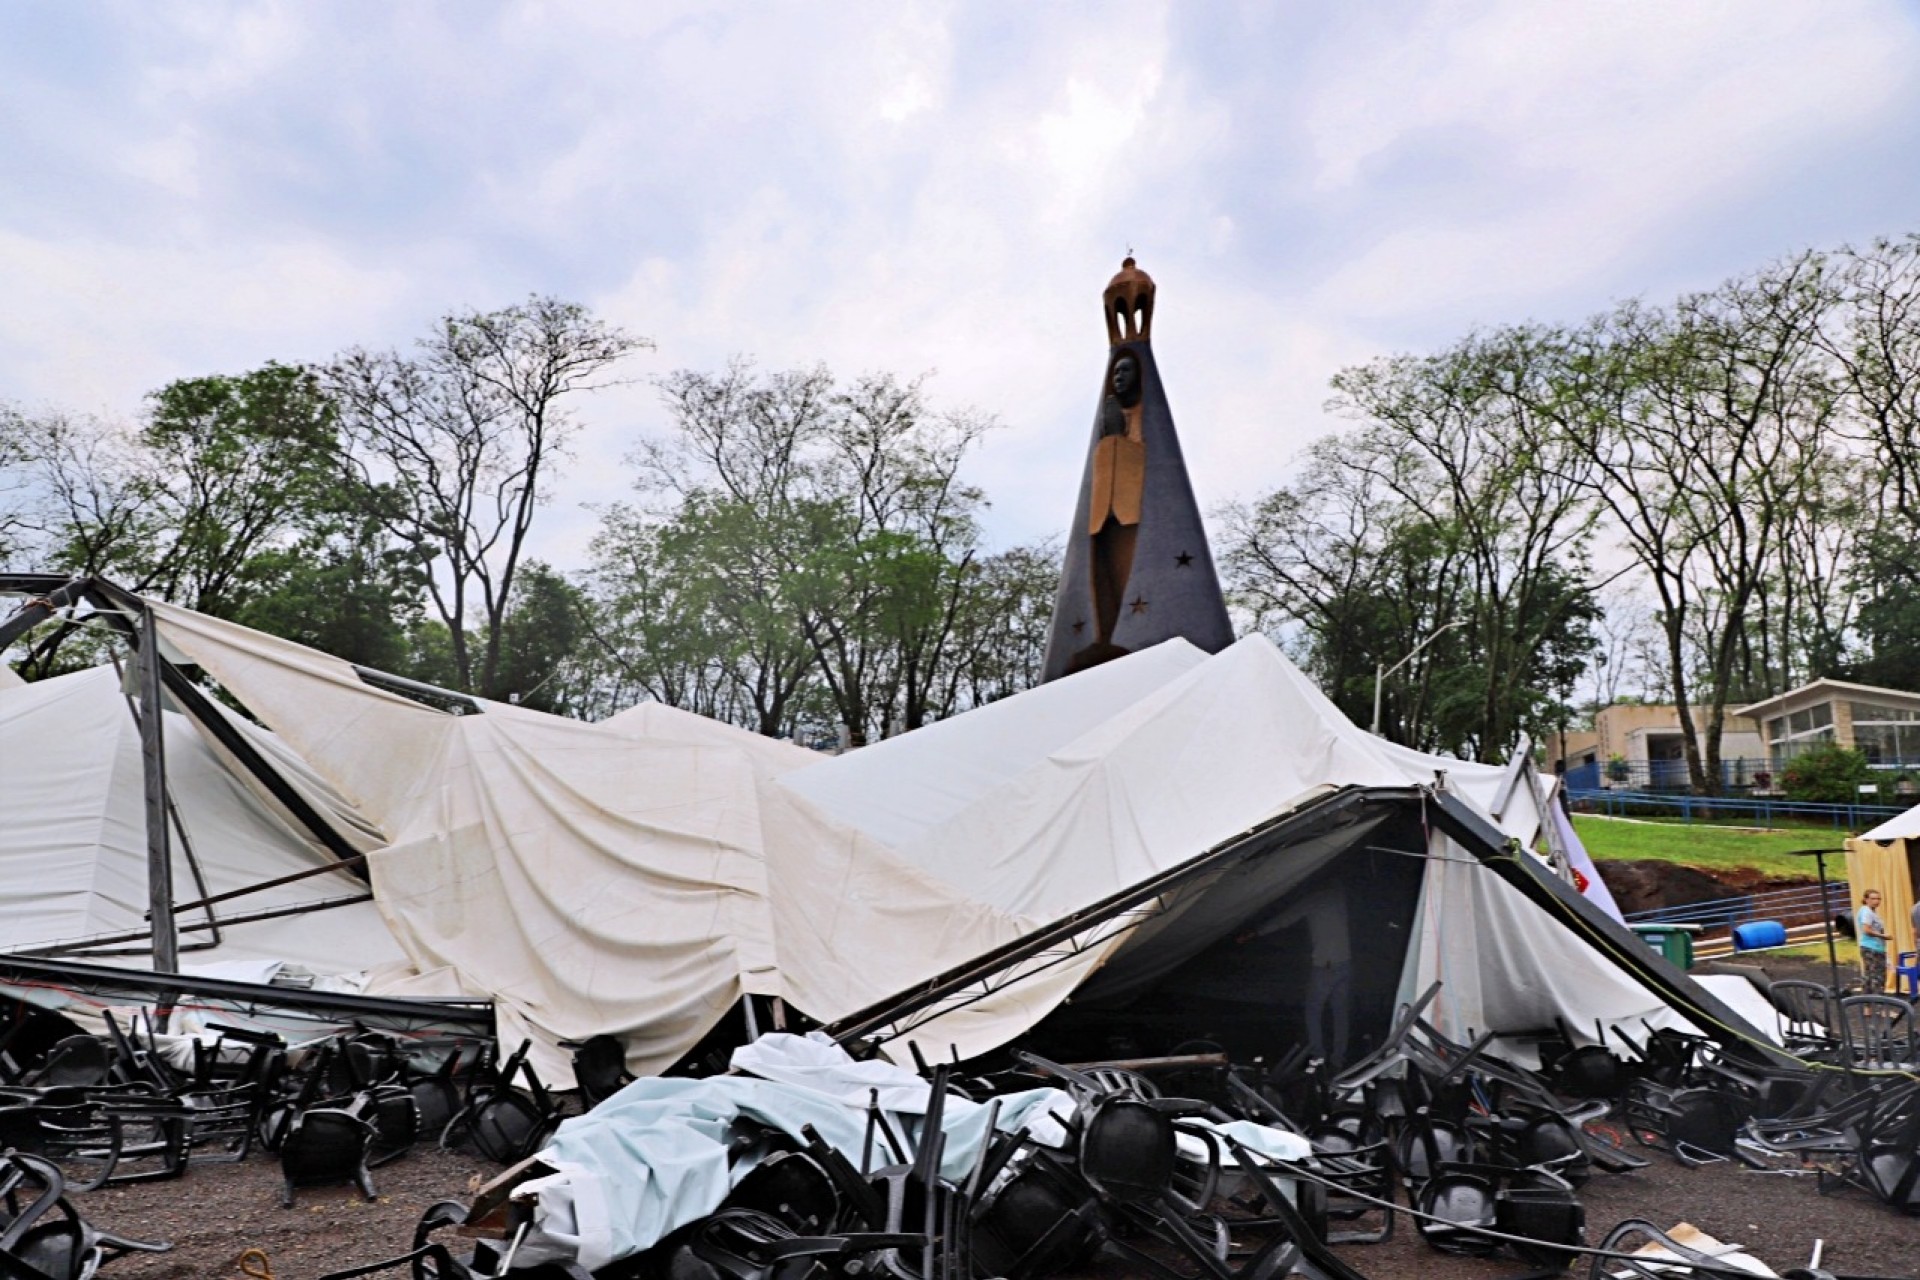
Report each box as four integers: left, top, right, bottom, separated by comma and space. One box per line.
1735, 677, 1920, 720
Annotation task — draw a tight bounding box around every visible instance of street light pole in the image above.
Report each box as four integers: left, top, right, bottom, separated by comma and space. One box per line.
1371, 619, 1465, 737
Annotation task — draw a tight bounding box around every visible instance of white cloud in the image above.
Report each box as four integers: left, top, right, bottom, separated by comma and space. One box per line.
4, 0, 1918, 574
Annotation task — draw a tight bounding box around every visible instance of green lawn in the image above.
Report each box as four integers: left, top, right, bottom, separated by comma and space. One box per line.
1772, 937, 1860, 964
1571, 814, 1846, 881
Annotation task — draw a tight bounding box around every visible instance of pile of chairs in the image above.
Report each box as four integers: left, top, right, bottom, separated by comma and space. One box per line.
1766, 980, 1917, 1071
255, 1031, 565, 1204
0, 1013, 282, 1191
329, 987, 1644, 1279
325, 1054, 1364, 1280
0, 1011, 569, 1215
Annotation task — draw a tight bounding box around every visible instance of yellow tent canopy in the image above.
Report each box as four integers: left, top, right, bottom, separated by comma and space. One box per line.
1844, 801, 1920, 992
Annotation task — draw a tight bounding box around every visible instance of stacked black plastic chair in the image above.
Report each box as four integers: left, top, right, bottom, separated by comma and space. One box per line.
0, 1151, 170, 1278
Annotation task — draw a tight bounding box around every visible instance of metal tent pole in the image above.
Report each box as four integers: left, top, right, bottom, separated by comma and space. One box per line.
136, 608, 180, 1009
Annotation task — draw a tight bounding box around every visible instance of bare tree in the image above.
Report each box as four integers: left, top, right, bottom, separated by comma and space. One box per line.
1327, 326, 1607, 756
326, 297, 647, 694
1554, 253, 1841, 791
603, 360, 1006, 744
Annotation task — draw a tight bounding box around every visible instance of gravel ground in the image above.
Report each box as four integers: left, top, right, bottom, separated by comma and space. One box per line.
67, 1129, 1920, 1279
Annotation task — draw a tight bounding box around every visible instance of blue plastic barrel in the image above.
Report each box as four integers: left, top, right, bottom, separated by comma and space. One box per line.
1732, 920, 1787, 951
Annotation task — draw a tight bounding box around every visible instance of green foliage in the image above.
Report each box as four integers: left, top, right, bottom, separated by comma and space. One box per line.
1222, 331, 1604, 761
324, 296, 648, 697
231, 515, 426, 673
585, 360, 1043, 742
1847, 531, 1920, 692
486, 562, 591, 713
139, 363, 346, 614
1780, 744, 1872, 803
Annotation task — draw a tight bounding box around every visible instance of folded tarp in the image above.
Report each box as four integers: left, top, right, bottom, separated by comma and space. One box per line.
520, 1032, 1307, 1271
520, 1033, 1077, 1270
147, 603, 1049, 1084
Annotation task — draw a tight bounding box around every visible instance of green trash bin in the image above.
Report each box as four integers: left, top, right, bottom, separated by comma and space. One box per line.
1630, 923, 1698, 970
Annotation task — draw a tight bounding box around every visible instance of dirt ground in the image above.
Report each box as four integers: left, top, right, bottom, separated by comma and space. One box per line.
50, 947, 1920, 1279
70, 1124, 1920, 1280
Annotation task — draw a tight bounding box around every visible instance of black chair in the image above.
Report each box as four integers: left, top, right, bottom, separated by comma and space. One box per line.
17, 1037, 110, 1091
361, 1084, 422, 1168
564, 1034, 634, 1110
407, 1045, 466, 1138
280, 1104, 378, 1208
0, 1151, 170, 1279
1768, 979, 1840, 1056
182, 1085, 262, 1164
1621, 1079, 1747, 1162
1589, 1219, 1727, 1280
1414, 1162, 1582, 1265
445, 1040, 561, 1165
1836, 994, 1918, 1070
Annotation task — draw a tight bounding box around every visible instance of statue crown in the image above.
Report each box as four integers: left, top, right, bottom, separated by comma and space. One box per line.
1103, 256, 1155, 346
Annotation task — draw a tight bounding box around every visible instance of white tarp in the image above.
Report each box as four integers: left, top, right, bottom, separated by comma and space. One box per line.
66, 600, 1733, 1079
782, 636, 1687, 1057
1859, 801, 1920, 841
522, 1031, 1308, 1270
0, 665, 406, 974
147, 603, 1048, 1084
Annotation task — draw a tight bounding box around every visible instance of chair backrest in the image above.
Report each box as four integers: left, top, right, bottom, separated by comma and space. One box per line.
1837, 995, 1917, 1069
1768, 980, 1837, 1043
568, 1035, 632, 1109
282, 1109, 372, 1184
21, 1036, 110, 1089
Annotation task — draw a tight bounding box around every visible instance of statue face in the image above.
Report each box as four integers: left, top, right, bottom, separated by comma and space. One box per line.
1110, 355, 1139, 399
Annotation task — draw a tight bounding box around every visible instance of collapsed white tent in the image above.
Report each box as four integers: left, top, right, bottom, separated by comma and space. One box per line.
143, 602, 1048, 1083
0, 664, 406, 976
5, 584, 1776, 1085
781, 636, 1699, 1063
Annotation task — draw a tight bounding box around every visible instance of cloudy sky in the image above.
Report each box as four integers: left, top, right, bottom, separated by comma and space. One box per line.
5, 1, 1919, 567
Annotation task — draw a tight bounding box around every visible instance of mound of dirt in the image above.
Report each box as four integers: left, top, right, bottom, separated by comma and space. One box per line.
1597, 860, 1731, 916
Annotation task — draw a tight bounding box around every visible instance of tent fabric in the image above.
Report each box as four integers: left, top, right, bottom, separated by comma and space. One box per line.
1857, 801, 1920, 841
1846, 802, 1920, 985
525, 1031, 1309, 1270
1552, 803, 1624, 921
147, 603, 1051, 1083
0, 666, 405, 974
784, 637, 1696, 1060
1404, 826, 1696, 1056
783, 638, 1410, 920
125, 600, 1731, 1078
528, 1033, 1080, 1269
1842, 838, 1916, 990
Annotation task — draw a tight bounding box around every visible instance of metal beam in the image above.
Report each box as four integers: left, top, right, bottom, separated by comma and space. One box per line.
0, 953, 494, 1030
82, 579, 371, 869
824, 786, 1405, 1046
0, 576, 89, 651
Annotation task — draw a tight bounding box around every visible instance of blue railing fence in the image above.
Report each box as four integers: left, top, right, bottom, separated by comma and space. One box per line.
1568, 787, 1906, 829
1562, 755, 1920, 798
1623, 880, 1851, 937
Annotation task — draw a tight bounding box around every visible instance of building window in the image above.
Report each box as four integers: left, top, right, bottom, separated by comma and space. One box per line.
1851, 701, 1920, 764
1768, 701, 1838, 768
